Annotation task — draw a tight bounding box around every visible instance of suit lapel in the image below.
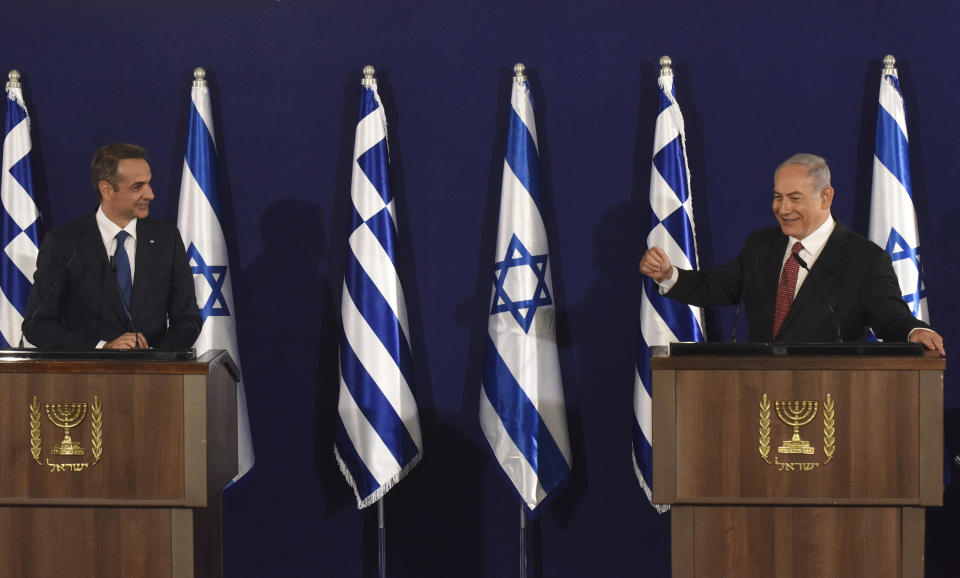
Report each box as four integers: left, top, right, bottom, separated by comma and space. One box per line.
78, 214, 107, 267
131, 220, 150, 316
779, 222, 849, 336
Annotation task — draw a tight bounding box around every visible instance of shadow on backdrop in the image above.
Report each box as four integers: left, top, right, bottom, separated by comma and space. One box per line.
562, 204, 671, 576
223, 198, 352, 576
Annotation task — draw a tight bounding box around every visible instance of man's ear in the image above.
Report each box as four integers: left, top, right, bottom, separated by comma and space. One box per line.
98, 180, 113, 202
820, 185, 834, 209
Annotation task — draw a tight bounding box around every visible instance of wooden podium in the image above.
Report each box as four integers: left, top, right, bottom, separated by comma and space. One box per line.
651, 345, 945, 578
0, 350, 238, 578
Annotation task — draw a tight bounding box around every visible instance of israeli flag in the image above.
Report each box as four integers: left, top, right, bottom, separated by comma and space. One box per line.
335, 66, 423, 509
868, 55, 928, 322
480, 64, 571, 512
632, 58, 704, 511
0, 70, 40, 347
176, 68, 254, 480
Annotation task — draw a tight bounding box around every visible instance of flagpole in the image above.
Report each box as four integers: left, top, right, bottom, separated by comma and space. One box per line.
519, 506, 527, 578
378, 498, 386, 578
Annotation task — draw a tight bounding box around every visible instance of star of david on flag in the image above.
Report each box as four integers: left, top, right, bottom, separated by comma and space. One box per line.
868, 55, 928, 322
491, 234, 552, 332
480, 64, 571, 513
0, 70, 41, 348
186, 243, 229, 319
633, 57, 704, 512
176, 67, 254, 481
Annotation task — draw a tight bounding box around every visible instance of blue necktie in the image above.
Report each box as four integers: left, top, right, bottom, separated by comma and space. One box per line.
114, 230, 132, 306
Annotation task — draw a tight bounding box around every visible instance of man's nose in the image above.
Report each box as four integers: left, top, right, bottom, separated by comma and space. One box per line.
143, 185, 154, 199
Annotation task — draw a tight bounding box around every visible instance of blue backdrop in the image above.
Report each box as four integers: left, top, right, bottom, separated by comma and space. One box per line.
6, 1, 960, 575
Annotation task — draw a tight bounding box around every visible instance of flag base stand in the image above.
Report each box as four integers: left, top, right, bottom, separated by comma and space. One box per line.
378, 499, 386, 578
519, 506, 527, 578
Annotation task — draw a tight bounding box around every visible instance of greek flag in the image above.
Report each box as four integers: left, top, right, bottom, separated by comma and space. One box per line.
176, 68, 254, 480
632, 59, 704, 511
0, 71, 40, 347
868, 55, 928, 322
480, 64, 571, 512
335, 66, 423, 509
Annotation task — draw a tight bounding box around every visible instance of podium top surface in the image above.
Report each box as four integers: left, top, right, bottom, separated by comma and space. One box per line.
651, 342, 945, 370
0, 348, 235, 375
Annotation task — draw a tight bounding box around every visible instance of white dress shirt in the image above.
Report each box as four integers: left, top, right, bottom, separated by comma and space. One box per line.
94, 207, 138, 348
96, 206, 137, 281
781, 216, 835, 297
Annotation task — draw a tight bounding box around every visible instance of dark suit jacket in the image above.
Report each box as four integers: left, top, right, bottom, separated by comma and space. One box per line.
22, 212, 202, 349
666, 220, 928, 342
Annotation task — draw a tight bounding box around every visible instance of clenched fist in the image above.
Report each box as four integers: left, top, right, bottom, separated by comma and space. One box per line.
638, 247, 674, 282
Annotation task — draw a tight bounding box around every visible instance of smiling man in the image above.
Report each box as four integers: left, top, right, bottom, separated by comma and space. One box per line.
639, 153, 944, 353
22, 143, 201, 350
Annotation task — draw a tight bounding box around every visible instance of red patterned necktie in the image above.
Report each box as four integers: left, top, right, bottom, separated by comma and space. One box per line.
771, 241, 804, 339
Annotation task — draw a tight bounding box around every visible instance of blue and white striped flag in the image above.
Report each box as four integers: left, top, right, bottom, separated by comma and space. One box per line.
481, 64, 571, 512
868, 55, 928, 322
177, 67, 254, 480
0, 70, 40, 347
335, 66, 423, 509
632, 58, 704, 511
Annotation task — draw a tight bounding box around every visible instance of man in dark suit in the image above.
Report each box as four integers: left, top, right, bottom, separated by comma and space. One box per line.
639, 153, 945, 354
22, 143, 201, 349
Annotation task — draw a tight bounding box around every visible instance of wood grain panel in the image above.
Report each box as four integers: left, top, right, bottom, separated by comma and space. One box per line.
673, 369, 921, 502
676, 506, 901, 578
0, 506, 173, 577
652, 369, 676, 504
0, 372, 185, 502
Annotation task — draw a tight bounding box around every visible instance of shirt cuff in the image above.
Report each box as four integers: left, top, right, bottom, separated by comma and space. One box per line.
96, 340, 106, 349
657, 266, 679, 295
907, 327, 933, 341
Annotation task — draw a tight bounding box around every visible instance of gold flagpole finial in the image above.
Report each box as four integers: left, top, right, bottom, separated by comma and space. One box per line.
362, 65, 376, 88
659, 56, 673, 77
882, 54, 897, 76
513, 62, 527, 82
193, 67, 207, 87
6, 69, 21, 90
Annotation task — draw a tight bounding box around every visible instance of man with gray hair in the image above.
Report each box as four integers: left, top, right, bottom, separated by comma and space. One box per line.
639, 153, 944, 353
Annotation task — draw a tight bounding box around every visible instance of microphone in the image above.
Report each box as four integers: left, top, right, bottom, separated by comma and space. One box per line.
729, 256, 762, 343
19, 250, 78, 348
792, 252, 842, 342
109, 255, 141, 349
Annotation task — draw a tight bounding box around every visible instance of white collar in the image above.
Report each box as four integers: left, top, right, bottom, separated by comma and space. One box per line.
789, 215, 835, 259
96, 206, 137, 241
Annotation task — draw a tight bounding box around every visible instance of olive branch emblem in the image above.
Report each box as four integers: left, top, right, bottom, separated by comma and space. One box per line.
823, 394, 835, 464
759, 394, 772, 464
90, 396, 103, 464
28, 395, 104, 468
29, 395, 42, 465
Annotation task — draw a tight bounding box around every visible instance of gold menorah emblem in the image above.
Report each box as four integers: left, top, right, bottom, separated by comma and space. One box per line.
775, 400, 819, 455
45, 402, 87, 456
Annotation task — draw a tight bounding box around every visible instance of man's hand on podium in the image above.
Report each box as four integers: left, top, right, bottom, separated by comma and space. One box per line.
104, 332, 148, 350
908, 328, 945, 356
